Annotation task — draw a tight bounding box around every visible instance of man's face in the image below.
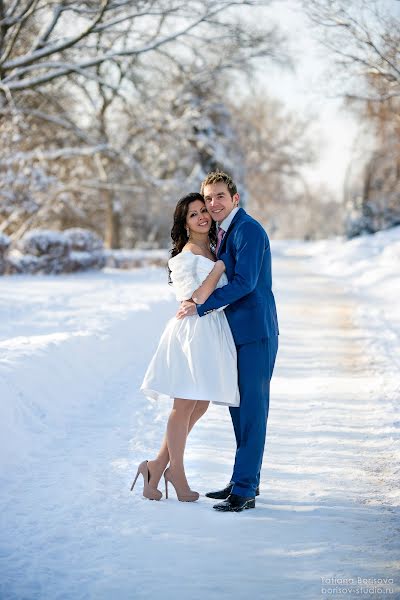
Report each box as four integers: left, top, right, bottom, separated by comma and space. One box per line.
203, 182, 239, 224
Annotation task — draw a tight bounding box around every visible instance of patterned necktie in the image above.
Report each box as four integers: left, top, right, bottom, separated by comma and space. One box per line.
216, 227, 225, 254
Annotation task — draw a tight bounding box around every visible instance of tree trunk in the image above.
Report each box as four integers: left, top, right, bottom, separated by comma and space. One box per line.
104, 191, 121, 249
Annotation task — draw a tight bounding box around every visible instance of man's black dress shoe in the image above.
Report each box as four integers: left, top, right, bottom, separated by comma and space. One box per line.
205, 483, 260, 500
213, 493, 255, 512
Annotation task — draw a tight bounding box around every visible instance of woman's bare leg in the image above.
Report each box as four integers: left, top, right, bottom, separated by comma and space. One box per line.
148, 400, 209, 488
164, 398, 196, 490
189, 400, 210, 434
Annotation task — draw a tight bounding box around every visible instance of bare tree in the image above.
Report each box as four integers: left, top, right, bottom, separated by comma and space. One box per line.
305, 0, 400, 105
229, 95, 341, 239
304, 0, 400, 235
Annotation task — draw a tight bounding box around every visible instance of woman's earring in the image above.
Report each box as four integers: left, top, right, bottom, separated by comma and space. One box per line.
186, 227, 190, 238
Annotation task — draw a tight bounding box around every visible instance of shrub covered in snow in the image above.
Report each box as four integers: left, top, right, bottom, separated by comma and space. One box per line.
0, 233, 11, 254
7, 251, 43, 275
4, 229, 106, 275
17, 229, 70, 258
104, 249, 168, 269
63, 228, 104, 253
0, 233, 11, 274
1, 229, 170, 275
63, 228, 106, 272
66, 251, 106, 272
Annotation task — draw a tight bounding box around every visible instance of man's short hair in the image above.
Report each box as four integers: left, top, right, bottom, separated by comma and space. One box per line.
200, 170, 238, 198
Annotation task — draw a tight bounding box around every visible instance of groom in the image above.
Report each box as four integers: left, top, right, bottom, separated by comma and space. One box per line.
177, 170, 279, 512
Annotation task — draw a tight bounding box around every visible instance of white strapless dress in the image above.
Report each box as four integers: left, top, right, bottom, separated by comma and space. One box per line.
140, 251, 240, 407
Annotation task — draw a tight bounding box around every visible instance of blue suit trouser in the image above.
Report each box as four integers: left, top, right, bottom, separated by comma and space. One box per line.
229, 335, 278, 497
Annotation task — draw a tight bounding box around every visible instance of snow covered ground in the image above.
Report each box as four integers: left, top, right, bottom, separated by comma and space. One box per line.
308, 226, 400, 375
1, 229, 399, 599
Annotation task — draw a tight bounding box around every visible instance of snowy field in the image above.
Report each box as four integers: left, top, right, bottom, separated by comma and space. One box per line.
1, 229, 399, 600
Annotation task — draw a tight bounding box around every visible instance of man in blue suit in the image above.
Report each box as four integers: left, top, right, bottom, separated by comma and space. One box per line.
177, 170, 279, 512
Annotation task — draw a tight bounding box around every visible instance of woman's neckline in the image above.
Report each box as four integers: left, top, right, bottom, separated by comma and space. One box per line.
180, 250, 216, 262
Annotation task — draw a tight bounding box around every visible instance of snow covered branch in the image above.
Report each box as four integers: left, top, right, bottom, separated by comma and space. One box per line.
0, 0, 291, 247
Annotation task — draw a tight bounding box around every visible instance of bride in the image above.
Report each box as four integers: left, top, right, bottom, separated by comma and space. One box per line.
131, 192, 239, 503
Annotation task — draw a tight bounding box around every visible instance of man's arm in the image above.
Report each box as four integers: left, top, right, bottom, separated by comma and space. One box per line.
196, 221, 266, 316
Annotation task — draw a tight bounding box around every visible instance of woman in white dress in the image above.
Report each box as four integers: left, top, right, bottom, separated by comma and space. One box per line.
131, 193, 239, 503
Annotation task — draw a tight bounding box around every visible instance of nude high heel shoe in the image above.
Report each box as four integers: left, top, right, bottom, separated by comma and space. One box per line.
164, 467, 199, 502
131, 460, 162, 501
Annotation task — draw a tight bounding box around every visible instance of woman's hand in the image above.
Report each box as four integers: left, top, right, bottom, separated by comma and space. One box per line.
216, 259, 226, 272
176, 300, 197, 319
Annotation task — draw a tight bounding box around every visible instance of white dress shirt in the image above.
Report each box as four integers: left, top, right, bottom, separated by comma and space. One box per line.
218, 206, 239, 233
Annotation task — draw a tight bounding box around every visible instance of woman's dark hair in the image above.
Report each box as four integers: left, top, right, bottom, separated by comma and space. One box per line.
168, 192, 217, 282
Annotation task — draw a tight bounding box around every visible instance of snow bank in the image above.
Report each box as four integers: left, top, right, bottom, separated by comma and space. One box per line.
307, 226, 400, 371
0, 269, 174, 469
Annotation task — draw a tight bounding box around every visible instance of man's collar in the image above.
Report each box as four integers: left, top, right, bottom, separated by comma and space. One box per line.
219, 206, 240, 232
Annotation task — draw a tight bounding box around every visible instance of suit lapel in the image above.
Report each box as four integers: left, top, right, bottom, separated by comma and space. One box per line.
217, 208, 245, 256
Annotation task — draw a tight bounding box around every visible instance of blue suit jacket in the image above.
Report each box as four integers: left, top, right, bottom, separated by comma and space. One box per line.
197, 208, 279, 345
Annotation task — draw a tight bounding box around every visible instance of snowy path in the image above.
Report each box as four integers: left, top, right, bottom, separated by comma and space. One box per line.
0, 253, 399, 600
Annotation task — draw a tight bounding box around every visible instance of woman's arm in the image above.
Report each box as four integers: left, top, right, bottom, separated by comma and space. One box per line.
192, 260, 225, 305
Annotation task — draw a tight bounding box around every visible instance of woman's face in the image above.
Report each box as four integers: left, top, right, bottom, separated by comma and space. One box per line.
186, 200, 212, 235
